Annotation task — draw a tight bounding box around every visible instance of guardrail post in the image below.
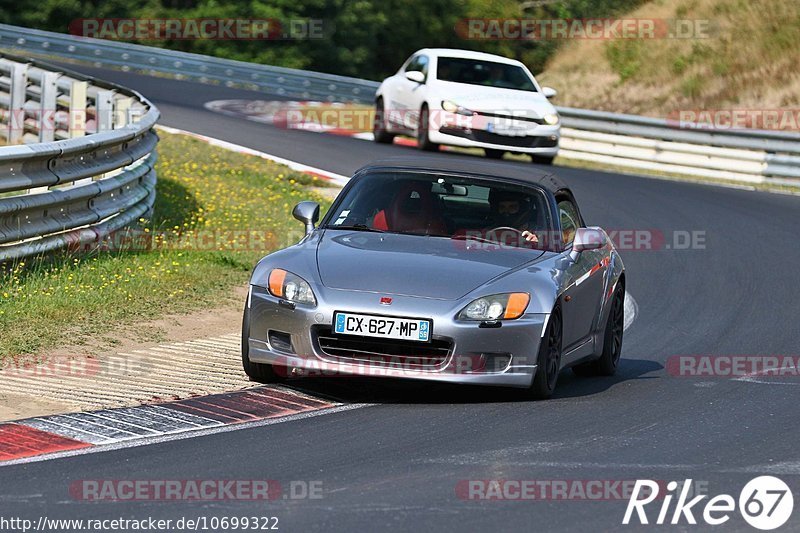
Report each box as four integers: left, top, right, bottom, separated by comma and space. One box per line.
85, 89, 116, 184
68, 80, 93, 186
38, 71, 59, 143
114, 97, 132, 128
7, 62, 28, 145
96, 90, 114, 132
25, 71, 60, 193
69, 80, 87, 138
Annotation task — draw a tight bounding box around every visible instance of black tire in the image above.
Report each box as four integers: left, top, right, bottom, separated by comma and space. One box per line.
241, 306, 282, 383
529, 309, 562, 400
373, 98, 395, 144
484, 148, 505, 159
572, 286, 625, 377
531, 154, 555, 165
417, 105, 439, 151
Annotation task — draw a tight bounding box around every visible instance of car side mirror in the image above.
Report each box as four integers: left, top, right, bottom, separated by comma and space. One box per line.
571, 227, 607, 259
542, 86, 557, 99
293, 201, 320, 235
405, 70, 425, 84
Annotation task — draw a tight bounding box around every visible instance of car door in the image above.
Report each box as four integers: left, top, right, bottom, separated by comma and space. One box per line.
558, 195, 606, 351
392, 54, 429, 133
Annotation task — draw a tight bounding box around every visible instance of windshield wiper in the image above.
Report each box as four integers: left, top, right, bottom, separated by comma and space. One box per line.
450, 233, 497, 244
324, 224, 386, 233
451, 233, 543, 249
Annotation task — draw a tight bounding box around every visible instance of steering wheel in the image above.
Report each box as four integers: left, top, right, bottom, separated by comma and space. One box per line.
488, 226, 523, 234
486, 226, 539, 248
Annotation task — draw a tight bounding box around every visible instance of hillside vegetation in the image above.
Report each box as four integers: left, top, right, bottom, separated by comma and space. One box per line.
539, 0, 800, 117
6, 0, 797, 118
3, 0, 645, 80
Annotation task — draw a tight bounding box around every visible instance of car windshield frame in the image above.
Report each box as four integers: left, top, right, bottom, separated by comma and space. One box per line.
435, 57, 538, 92
320, 169, 556, 250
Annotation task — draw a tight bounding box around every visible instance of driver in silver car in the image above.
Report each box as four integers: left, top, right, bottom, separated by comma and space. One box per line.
487, 189, 539, 244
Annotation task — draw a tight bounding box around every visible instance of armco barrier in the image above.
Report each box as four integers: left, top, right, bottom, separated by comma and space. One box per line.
2, 23, 798, 187
556, 107, 800, 186
0, 24, 376, 104
0, 51, 159, 262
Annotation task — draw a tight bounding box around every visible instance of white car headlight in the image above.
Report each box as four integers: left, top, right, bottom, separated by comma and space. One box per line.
268, 269, 316, 306
458, 293, 530, 321
543, 113, 559, 125
442, 100, 475, 116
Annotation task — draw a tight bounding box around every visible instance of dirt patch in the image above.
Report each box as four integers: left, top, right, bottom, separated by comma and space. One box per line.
0, 393, 70, 422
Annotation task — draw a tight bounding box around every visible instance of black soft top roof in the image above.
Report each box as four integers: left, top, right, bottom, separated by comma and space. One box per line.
355, 156, 569, 194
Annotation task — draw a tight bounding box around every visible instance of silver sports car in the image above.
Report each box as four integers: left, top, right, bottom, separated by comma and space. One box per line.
242, 157, 625, 399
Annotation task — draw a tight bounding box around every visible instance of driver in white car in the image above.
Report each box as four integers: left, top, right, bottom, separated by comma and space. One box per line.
487, 190, 539, 244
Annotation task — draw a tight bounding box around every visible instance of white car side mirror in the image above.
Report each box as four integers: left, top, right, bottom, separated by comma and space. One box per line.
542, 86, 557, 99
405, 71, 425, 84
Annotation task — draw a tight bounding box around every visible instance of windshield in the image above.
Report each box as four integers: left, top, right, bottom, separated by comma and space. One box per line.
436, 57, 537, 92
323, 171, 552, 249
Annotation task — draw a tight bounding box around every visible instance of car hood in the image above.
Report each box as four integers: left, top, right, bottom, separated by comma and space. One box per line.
435, 82, 555, 118
316, 230, 546, 300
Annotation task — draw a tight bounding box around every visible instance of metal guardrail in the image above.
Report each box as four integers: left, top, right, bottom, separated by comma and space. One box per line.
557, 108, 800, 186
0, 23, 378, 104
2, 23, 798, 187
0, 51, 159, 262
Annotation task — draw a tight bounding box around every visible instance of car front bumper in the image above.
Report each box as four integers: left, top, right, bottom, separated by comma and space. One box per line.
246, 285, 548, 388
429, 124, 560, 155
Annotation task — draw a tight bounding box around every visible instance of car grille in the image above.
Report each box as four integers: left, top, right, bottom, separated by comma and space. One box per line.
471, 130, 557, 148
439, 126, 558, 148
314, 327, 452, 369
474, 111, 545, 125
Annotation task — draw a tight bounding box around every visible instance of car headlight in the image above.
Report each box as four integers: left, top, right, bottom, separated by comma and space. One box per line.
543, 113, 559, 125
268, 269, 316, 305
457, 293, 530, 321
442, 100, 475, 116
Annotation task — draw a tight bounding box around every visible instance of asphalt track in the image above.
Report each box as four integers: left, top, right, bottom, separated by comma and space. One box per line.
1, 66, 799, 532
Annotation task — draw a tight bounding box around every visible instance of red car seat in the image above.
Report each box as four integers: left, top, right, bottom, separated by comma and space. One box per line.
372, 181, 447, 235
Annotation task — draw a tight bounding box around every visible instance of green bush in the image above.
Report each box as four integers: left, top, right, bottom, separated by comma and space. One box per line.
605, 40, 642, 82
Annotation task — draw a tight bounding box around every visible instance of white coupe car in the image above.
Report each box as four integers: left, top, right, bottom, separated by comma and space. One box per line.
374, 48, 560, 164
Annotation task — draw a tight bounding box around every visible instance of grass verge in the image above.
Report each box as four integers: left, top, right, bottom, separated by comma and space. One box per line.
0, 131, 335, 358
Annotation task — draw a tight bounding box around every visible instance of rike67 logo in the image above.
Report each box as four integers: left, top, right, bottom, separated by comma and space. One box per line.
624, 476, 794, 530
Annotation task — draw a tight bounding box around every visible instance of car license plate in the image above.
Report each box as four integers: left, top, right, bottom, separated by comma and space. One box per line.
489, 121, 528, 137
333, 312, 431, 342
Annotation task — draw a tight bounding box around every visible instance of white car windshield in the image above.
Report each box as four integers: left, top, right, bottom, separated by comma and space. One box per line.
436, 57, 537, 92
